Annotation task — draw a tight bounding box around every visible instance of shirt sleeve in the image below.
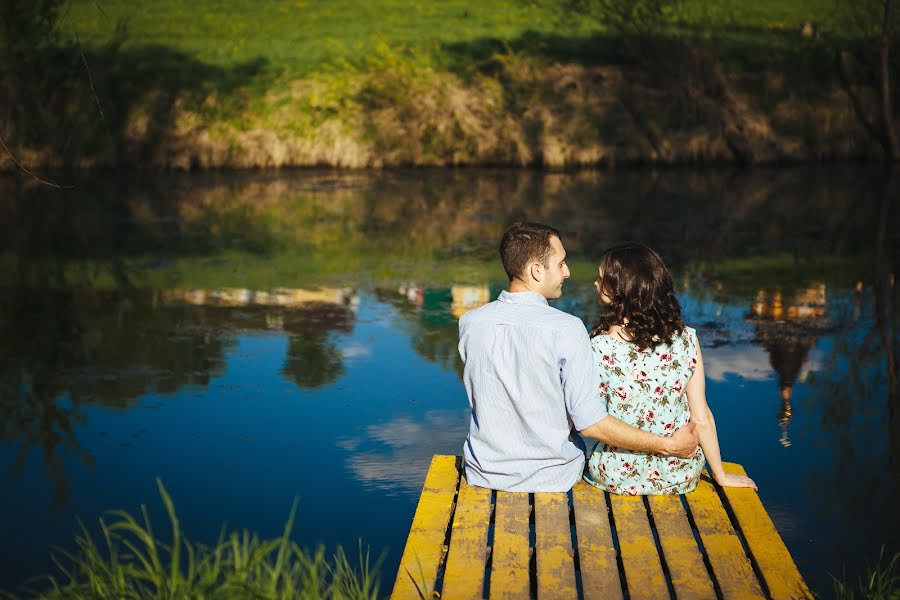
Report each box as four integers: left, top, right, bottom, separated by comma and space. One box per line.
558, 319, 609, 430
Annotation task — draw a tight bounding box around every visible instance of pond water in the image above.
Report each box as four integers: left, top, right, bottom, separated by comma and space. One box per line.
0, 167, 897, 596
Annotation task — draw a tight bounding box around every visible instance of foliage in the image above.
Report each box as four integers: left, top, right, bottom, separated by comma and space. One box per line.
561, 0, 683, 37
1, 480, 380, 599
0, 0, 66, 62
832, 549, 900, 600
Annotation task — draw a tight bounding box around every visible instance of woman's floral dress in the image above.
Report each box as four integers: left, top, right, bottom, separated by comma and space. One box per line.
584, 326, 705, 495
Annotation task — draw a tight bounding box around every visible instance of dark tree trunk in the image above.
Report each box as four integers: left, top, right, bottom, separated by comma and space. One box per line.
882, 0, 899, 160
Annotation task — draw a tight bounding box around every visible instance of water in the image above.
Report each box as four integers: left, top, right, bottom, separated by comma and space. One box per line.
0, 167, 897, 596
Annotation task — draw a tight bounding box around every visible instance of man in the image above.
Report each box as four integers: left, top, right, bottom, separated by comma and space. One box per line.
458, 222, 699, 492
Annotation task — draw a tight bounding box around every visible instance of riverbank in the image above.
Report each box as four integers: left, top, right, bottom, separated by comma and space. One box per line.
1, 0, 894, 169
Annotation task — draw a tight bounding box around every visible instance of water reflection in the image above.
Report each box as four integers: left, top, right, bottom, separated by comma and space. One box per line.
162, 287, 359, 389
750, 285, 828, 447
343, 410, 469, 494
0, 167, 896, 595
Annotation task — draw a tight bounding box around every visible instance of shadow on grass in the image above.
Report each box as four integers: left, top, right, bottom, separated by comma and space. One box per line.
3, 36, 272, 168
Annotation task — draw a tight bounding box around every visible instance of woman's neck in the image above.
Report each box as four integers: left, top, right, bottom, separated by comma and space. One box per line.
607, 323, 633, 342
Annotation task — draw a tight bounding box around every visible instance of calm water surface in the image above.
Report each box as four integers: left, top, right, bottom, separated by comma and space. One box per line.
0, 167, 897, 596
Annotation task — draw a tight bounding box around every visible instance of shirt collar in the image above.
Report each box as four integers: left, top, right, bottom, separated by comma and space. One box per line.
498, 290, 549, 306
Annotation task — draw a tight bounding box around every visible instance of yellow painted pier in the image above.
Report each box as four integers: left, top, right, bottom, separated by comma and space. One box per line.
391, 455, 811, 599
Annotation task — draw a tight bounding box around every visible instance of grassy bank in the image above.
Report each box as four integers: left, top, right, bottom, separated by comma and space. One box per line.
3, 0, 894, 169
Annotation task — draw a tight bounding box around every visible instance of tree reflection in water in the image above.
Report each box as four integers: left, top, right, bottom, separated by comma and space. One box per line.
281, 301, 355, 389
749, 285, 827, 447
0, 288, 232, 505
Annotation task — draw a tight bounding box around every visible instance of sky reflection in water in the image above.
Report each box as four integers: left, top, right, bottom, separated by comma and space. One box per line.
0, 168, 896, 595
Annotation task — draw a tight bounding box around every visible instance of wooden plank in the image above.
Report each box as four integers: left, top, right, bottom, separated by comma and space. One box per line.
490, 491, 531, 599
720, 463, 813, 600
685, 475, 766, 600
571, 482, 622, 600
442, 478, 493, 599
391, 455, 460, 599
608, 494, 669, 600
534, 492, 577, 599
647, 494, 716, 600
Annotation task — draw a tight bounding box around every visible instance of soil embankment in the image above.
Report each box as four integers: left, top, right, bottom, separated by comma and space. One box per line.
2, 39, 891, 169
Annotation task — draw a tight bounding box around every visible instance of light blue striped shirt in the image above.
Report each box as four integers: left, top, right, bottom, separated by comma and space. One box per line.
458, 290, 609, 492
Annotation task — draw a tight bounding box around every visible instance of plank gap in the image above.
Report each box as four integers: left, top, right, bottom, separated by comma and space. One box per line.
680, 488, 725, 600
642, 495, 677, 600
605, 491, 631, 600
529, 493, 537, 600
528, 540, 538, 600
431, 473, 463, 599
568, 489, 585, 600
487, 489, 497, 548
484, 491, 497, 599
713, 479, 775, 600
528, 493, 536, 547
483, 545, 493, 600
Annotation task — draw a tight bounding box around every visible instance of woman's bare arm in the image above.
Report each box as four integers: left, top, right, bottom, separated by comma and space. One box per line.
686, 336, 757, 490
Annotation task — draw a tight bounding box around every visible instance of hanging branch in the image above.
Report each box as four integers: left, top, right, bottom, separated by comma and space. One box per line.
74, 30, 104, 120
0, 134, 73, 189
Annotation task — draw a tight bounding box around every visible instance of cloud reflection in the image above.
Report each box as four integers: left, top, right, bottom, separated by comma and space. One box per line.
703, 344, 777, 382
345, 410, 468, 494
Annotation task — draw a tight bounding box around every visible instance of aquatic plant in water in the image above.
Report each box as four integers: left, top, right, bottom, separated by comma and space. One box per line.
2, 480, 379, 599
832, 548, 900, 600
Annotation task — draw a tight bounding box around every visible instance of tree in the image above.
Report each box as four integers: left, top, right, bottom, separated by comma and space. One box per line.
835, 0, 900, 161
880, 0, 899, 159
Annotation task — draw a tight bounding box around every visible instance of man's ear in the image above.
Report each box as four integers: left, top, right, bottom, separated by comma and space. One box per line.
529, 261, 543, 283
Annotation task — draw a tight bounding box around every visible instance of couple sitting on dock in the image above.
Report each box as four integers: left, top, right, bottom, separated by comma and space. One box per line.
458, 222, 757, 495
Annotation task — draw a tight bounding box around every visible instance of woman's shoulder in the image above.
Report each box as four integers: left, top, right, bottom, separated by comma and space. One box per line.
669, 325, 699, 360
679, 325, 698, 345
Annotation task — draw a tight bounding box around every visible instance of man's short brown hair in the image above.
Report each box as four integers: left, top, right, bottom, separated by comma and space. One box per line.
499, 222, 561, 281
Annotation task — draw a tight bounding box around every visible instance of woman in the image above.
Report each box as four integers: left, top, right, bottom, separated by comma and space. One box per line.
584, 242, 757, 495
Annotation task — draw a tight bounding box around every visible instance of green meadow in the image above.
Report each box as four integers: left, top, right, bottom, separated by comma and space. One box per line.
3, 0, 892, 168
63, 0, 840, 76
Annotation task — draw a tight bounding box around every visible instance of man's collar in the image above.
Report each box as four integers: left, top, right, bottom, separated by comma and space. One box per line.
498, 290, 549, 306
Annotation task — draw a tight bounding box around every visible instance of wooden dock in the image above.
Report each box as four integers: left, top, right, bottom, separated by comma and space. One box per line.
391, 455, 811, 599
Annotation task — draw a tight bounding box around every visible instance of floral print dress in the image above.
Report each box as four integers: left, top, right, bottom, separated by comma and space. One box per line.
584, 326, 705, 495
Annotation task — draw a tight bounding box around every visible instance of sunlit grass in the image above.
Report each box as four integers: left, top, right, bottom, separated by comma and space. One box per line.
1, 480, 379, 600
63, 0, 847, 78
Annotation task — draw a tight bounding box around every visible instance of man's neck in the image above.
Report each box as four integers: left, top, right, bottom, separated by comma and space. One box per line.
508, 279, 545, 297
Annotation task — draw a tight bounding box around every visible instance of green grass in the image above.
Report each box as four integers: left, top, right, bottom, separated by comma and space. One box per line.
62, 0, 573, 77
832, 549, 900, 600
1, 480, 379, 600
62, 0, 849, 78
9, 0, 887, 168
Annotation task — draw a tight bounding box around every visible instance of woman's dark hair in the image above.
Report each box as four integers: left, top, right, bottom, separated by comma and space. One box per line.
591, 242, 684, 351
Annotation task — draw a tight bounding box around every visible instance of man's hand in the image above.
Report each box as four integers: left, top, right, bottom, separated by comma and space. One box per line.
579, 415, 699, 458
663, 422, 699, 458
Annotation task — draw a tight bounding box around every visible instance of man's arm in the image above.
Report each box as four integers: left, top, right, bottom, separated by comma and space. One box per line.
580, 416, 699, 459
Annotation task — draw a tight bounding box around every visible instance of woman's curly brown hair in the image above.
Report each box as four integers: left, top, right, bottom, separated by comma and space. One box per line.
590, 242, 685, 351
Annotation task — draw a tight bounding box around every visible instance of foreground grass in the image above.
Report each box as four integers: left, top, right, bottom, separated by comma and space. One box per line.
1, 481, 379, 600
832, 549, 900, 600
